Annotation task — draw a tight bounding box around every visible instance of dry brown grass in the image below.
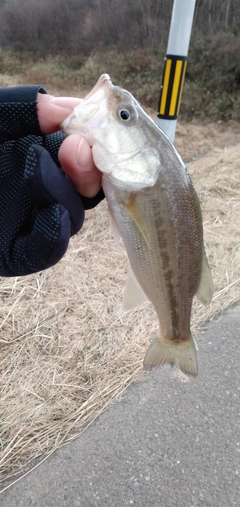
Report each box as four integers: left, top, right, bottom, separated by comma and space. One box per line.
0, 111, 240, 491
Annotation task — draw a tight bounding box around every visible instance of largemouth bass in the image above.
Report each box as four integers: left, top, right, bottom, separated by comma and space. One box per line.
61, 74, 214, 376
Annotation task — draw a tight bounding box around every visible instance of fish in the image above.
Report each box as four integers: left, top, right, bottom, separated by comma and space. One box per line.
61, 74, 214, 377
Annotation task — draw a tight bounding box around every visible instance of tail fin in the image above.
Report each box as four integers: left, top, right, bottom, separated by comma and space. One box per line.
143, 335, 198, 377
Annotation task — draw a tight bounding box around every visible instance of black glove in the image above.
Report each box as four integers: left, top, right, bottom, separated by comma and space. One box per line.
0, 85, 104, 276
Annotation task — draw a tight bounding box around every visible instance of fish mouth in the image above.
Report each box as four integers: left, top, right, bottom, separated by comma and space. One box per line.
84, 74, 112, 100
61, 74, 113, 138
61, 107, 106, 142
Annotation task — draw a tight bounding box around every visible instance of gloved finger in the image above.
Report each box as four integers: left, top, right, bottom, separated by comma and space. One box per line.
80, 187, 105, 211
44, 130, 67, 166
24, 144, 85, 235
7, 204, 72, 276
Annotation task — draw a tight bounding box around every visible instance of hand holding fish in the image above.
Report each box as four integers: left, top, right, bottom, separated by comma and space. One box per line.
0, 85, 104, 276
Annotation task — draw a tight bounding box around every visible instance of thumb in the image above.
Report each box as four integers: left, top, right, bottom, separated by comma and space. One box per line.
37, 93, 82, 134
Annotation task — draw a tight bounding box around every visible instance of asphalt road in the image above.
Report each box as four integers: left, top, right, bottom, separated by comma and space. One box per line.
1, 303, 239, 507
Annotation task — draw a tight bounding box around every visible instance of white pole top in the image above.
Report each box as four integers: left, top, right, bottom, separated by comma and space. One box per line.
167, 0, 196, 56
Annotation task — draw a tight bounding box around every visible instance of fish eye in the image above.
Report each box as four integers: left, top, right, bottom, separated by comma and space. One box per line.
120, 109, 130, 120
117, 104, 138, 124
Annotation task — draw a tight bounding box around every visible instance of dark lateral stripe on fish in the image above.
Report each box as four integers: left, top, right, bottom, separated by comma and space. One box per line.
154, 213, 180, 337
158, 55, 187, 120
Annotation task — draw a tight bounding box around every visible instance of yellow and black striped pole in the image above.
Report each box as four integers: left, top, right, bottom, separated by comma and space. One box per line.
158, 55, 187, 120
157, 0, 196, 142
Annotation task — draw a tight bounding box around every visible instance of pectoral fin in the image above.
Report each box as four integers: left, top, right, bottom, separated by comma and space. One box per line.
196, 253, 214, 306
123, 269, 149, 312
123, 197, 150, 247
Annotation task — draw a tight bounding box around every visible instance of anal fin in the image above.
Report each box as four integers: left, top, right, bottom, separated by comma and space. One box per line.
197, 253, 214, 306
123, 269, 149, 312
